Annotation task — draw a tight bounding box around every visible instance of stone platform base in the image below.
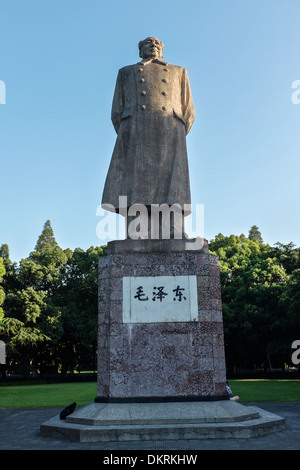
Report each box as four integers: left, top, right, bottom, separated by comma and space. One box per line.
40, 400, 285, 442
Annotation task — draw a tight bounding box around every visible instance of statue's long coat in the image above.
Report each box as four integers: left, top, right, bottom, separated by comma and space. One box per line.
102, 58, 195, 211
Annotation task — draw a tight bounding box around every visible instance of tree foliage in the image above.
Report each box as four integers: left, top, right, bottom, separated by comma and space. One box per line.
0, 221, 105, 375
248, 225, 263, 243
210, 230, 298, 372
0, 257, 5, 331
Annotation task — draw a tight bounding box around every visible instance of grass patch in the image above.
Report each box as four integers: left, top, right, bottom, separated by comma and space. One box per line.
229, 379, 300, 403
0, 382, 97, 408
0, 380, 299, 409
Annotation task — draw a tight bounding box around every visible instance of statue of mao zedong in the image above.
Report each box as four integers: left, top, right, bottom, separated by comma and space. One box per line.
101, 37, 195, 234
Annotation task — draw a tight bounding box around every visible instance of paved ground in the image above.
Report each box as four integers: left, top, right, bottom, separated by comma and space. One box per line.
0, 402, 299, 451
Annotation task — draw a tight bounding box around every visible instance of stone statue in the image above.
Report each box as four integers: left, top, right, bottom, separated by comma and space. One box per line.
102, 37, 195, 238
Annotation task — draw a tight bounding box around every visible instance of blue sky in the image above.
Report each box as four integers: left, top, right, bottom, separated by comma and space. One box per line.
1, 0, 300, 262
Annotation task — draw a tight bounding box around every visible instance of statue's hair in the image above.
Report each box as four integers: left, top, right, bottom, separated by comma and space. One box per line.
138, 37, 164, 58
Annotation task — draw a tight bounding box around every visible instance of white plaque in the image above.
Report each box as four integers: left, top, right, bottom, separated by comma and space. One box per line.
122, 275, 198, 323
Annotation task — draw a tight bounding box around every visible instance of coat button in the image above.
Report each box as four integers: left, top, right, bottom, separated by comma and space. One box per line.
141, 105, 146, 110
163, 68, 168, 72
139, 67, 144, 72
140, 78, 145, 83
141, 91, 147, 96
161, 91, 166, 96
161, 78, 167, 83
162, 106, 166, 111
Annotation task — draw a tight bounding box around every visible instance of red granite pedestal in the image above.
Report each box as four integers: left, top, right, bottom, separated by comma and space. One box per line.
96, 239, 227, 401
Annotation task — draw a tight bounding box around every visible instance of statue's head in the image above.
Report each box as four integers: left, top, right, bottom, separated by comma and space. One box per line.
138, 37, 164, 60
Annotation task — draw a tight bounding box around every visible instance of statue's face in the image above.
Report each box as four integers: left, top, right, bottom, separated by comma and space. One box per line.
141, 37, 163, 59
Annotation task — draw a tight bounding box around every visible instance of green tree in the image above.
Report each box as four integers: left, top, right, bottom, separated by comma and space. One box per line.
0, 220, 107, 376
209, 230, 287, 372
34, 220, 57, 252
273, 242, 299, 275
1, 222, 67, 375
281, 269, 300, 328
0, 257, 5, 331
54, 245, 106, 374
248, 225, 263, 243
0, 244, 21, 343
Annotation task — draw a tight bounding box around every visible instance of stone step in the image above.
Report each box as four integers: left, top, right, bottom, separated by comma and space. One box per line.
40, 401, 286, 442
65, 400, 260, 426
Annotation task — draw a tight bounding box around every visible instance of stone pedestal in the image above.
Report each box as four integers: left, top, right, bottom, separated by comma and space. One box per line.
96, 239, 227, 401
40, 238, 286, 442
